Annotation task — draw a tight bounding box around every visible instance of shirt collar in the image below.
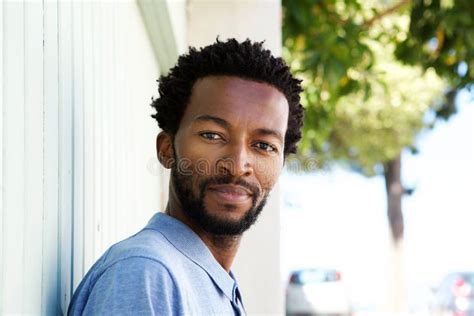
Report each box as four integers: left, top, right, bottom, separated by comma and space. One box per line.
145, 212, 237, 302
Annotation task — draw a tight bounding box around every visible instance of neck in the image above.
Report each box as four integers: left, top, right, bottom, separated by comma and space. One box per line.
198, 231, 241, 272
165, 201, 241, 272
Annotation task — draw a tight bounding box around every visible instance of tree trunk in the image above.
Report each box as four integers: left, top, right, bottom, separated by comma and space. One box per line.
384, 154, 404, 242
383, 153, 406, 313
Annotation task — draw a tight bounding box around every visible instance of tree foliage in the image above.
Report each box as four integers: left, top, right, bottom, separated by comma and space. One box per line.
395, 0, 474, 119
396, 0, 474, 89
282, 3, 473, 305
282, 0, 473, 174
283, 0, 375, 158
331, 39, 444, 175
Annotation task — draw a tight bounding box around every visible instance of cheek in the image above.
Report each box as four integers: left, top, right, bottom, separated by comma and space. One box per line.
179, 163, 207, 198
176, 148, 219, 177
254, 157, 283, 192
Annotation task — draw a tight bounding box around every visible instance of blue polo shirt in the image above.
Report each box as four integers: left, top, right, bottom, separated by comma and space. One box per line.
68, 212, 246, 315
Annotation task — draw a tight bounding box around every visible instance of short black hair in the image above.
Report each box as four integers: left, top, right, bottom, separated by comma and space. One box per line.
150, 38, 304, 156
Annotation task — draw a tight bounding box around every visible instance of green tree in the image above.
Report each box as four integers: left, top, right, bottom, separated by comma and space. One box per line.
283, 0, 473, 310
395, 0, 474, 118
283, 0, 472, 244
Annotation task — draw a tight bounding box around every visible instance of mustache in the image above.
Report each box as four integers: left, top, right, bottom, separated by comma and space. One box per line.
199, 175, 260, 197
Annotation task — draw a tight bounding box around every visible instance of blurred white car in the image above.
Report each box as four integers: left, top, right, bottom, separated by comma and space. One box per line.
286, 268, 351, 316
429, 271, 474, 316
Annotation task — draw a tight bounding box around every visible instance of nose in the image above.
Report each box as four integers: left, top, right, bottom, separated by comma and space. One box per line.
217, 142, 253, 178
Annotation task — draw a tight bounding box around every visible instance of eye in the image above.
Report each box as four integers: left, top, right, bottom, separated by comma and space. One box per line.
255, 142, 278, 153
200, 132, 223, 141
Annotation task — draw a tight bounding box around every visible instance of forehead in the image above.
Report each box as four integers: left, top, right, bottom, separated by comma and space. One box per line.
179, 76, 289, 132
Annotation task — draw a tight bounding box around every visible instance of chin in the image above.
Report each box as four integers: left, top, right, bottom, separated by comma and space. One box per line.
215, 210, 249, 224
204, 206, 262, 236
204, 204, 249, 221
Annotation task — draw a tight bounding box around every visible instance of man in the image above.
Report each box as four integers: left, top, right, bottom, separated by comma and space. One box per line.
68, 38, 304, 315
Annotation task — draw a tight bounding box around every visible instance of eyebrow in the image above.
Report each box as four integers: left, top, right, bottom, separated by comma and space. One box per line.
193, 115, 230, 129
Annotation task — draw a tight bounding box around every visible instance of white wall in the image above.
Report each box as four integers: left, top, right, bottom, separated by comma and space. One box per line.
1, 2, 57, 313
0, 1, 171, 313
1, 0, 283, 314
186, 1, 284, 314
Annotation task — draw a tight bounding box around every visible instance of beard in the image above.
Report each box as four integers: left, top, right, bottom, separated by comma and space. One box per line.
170, 154, 269, 236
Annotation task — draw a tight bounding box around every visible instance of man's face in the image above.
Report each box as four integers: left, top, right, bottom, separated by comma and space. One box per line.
169, 76, 289, 236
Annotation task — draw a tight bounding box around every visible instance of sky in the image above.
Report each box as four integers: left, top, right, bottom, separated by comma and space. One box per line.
280, 90, 474, 310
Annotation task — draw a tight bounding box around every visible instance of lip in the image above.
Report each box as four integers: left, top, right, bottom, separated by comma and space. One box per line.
207, 184, 253, 203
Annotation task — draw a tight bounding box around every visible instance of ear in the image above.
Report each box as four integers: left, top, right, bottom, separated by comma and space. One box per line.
156, 131, 174, 169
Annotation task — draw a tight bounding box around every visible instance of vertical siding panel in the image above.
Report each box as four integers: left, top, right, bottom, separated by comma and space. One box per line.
91, 2, 99, 257
110, 4, 119, 243
81, 2, 95, 272
108, 3, 116, 248
100, 2, 110, 250
122, 4, 134, 233
114, 4, 130, 238
91, 2, 103, 260
117, 3, 127, 237
117, 3, 125, 238
126, 6, 138, 226
2, 1, 25, 313
58, 0, 74, 312
0, 0, 4, 309
100, 2, 107, 249
108, 3, 116, 247
72, 1, 85, 289
42, 1, 60, 314
23, 2, 44, 313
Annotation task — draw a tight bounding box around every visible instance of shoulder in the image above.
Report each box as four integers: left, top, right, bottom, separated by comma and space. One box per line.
85, 228, 186, 293
79, 257, 182, 315
102, 228, 182, 269
95, 256, 176, 288
102, 255, 174, 280
69, 227, 188, 315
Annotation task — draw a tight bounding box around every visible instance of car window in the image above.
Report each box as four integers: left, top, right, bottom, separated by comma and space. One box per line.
292, 270, 337, 284
298, 270, 327, 284
325, 270, 339, 282
461, 273, 474, 286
